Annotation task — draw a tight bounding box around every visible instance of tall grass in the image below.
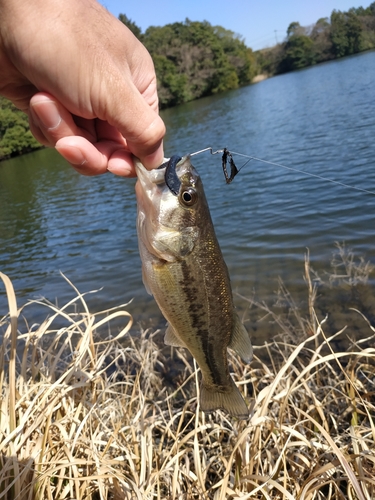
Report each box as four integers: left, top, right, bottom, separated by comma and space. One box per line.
0, 255, 374, 499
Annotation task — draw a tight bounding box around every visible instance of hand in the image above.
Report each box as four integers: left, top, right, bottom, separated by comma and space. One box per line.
0, 0, 165, 176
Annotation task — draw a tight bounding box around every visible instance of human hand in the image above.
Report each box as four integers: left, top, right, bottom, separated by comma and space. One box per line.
0, 0, 165, 176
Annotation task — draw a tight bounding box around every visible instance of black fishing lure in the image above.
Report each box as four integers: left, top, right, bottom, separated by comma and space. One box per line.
161, 148, 241, 196
184, 145, 375, 196
159, 155, 182, 196
221, 148, 239, 184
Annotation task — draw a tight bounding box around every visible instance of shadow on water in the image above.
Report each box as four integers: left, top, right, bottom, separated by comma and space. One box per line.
1, 51, 375, 348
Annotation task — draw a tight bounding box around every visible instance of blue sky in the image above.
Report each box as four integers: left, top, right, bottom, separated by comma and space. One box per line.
99, 0, 369, 50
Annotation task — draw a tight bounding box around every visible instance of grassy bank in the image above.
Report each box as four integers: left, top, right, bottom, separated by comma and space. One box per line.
0, 259, 374, 499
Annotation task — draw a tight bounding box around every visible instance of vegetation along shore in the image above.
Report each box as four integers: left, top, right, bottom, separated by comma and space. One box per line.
1, 2, 375, 160
1, 253, 375, 498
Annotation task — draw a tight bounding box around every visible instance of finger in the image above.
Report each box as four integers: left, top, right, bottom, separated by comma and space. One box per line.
29, 93, 95, 147
117, 102, 165, 170
29, 82, 165, 171
94, 118, 161, 174
30, 93, 136, 176
100, 75, 166, 170
55, 136, 136, 177
107, 150, 136, 177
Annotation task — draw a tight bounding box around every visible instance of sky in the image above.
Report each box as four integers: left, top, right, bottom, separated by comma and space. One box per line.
99, 0, 369, 51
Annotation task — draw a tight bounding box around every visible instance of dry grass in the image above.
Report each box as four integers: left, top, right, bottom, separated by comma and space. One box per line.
0, 256, 375, 500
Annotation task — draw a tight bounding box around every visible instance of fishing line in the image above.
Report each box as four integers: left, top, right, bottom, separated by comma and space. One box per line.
189, 147, 375, 196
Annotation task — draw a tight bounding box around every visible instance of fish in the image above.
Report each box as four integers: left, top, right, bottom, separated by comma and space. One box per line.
134, 155, 253, 419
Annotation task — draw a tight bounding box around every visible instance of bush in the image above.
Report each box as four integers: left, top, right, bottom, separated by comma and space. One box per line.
0, 97, 41, 160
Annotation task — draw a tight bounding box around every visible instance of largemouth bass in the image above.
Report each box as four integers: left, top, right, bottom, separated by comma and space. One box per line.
134, 155, 253, 418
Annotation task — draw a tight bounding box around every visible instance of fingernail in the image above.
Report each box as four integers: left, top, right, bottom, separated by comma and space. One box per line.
31, 100, 62, 130
55, 145, 87, 166
142, 145, 165, 170
107, 162, 135, 177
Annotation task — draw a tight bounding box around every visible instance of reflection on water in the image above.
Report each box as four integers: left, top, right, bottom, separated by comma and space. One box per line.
1, 51, 375, 344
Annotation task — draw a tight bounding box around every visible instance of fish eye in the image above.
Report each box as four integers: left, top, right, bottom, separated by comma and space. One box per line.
180, 188, 197, 206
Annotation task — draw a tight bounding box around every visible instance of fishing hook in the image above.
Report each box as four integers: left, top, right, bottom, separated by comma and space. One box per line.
188, 147, 375, 196
189, 147, 245, 184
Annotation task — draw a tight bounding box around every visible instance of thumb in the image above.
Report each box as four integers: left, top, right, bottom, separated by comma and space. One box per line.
103, 75, 166, 170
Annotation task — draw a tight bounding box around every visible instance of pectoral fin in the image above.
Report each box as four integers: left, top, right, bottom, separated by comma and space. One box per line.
228, 315, 253, 363
164, 323, 187, 348
141, 267, 152, 295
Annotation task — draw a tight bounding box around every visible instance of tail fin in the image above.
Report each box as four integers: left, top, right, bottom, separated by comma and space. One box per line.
199, 378, 249, 419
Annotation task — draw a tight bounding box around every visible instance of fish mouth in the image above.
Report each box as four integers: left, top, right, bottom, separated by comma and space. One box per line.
134, 154, 193, 195
133, 156, 166, 187
164, 156, 201, 196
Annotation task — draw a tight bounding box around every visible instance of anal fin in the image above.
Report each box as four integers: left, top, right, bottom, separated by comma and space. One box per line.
228, 315, 253, 363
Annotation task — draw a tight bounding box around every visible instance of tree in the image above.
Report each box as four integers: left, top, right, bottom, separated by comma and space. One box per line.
331, 11, 349, 57
128, 18, 256, 108
330, 10, 363, 57
287, 21, 305, 38
282, 36, 316, 71
0, 97, 41, 160
153, 54, 190, 107
278, 22, 316, 72
346, 11, 363, 53
311, 18, 333, 62
213, 26, 256, 84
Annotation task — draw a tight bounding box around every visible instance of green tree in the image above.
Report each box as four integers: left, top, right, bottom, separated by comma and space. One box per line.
256, 3, 375, 78
359, 4, 375, 49
131, 18, 255, 108
0, 97, 41, 160
278, 22, 316, 71
311, 18, 333, 62
213, 26, 256, 84
153, 54, 190, 107
287, 21, 305, 38
346, 11, 364, 52
330, 10, 363, 57
331, 11, 349, 56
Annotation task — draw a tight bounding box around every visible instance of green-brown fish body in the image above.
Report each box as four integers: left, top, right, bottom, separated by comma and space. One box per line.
134, 155, 252, 418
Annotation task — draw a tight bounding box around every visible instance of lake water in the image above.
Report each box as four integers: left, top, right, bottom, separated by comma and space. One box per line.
1, 50, 375, 345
